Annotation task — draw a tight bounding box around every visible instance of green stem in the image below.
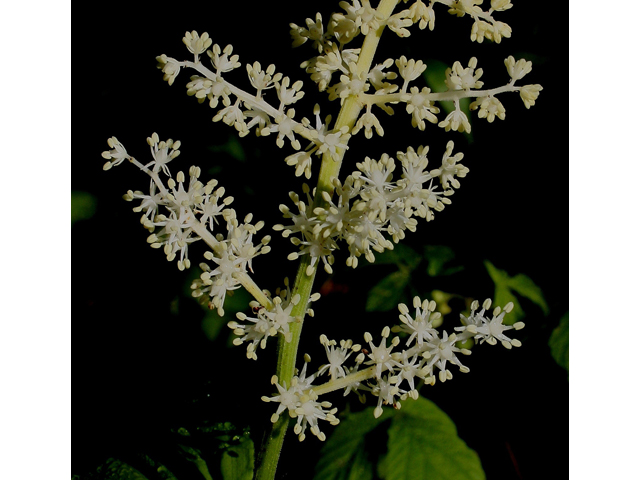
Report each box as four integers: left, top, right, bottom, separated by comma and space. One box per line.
254, 2, 399, 479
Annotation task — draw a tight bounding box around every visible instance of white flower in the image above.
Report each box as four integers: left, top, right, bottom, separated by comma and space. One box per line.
318, 336, 360, 380
261, 109, 302, 149
261, 376, 301, 422
409, 0, 435, 30
352, 108, 384, 138
356, 154, 396, 195
261, 293, 301, 342
229, 312, 275, 360
424, 330, 471, 383
438, 108, 471, 134
101, 136, 131, 170
504, 56, 532, 82
491, 0, 513, 11
492, 21, 512, 43
226, 214, 271, 274
457, 299, 525, 348
445, 57, 483, 91
357, 0, 384, 36
156, 54, 181, 86
273, 187, 318, 240
395, 56, 426, 91
394, 297, 440, 347
311, 105, 350, 160
182, 31, 212, 61
213, 98, 248, 135
335, 61, 370, 100
371, 375, 401, 418
396, 351, 427, 398
246, 62, 282, 98
262, 371, 339, 442
330, 2, 361, 44
448, 0, 483, 17
438, 140, 468, 189
196, 182, 233, 230
519, 84, 543, 109
285, 150, 314, 179
208, 44, 241, 73
405, 86, 439, 130
126, 189, 165, 220
367, 58, 398, 91
470, 95, 506, 123
388, 10, 413, 37
293, 392, 339, 442
290, 13, 326, 52
288, 233, 338, 276
470, 20, 494, 44
145, 132, 181, 176
363, 327, 400, 379
276, 77, 305, 109
397, 145, 436, 192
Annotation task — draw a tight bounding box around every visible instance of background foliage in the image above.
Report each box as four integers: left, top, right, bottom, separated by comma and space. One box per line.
73, 2, 567, 478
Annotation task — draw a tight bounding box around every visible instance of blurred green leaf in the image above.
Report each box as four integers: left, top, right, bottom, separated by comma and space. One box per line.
378, 397, 485, 480
314, 407, 394, 480
90, 458, 151, 480
424, 245, 463, 277
220, 436, 254, 480
208, 135, 246, 162
549, 312, 569, 373
71, 191, 97, 226
177, 444, 214, 480
373, 243, 422, 270
484, 260, 548, 323
366, 269, 411, 312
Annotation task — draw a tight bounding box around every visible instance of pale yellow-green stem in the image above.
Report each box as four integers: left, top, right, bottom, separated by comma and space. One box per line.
254, 2, 399, 479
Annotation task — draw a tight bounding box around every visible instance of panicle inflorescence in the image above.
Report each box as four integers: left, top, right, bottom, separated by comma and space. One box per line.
101, 134, 271, 316
275, 140, 467, 273
262, 295, 524, 432
153, 1, 540, 182
102, 0, 541, 448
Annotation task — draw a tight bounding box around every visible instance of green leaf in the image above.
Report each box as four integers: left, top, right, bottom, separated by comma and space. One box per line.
549, 312, 569, 373
71, 190, 97, 226
424, 245, 463, 277
177, 444, 214, 480
366, 270, 411, 312
220, 436, 254, 480
373, 243, 422, 270
378, 397, 485, 480
314, 407, 394, 480
92, 458, 151, 480
484, 260, 548, 323
208, 134, 246, 162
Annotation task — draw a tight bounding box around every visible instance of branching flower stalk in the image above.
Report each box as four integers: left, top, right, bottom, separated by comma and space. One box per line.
101, 1, 542, 479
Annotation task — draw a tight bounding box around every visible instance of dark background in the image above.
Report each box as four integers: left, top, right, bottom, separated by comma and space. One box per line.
74, 2, 567, 479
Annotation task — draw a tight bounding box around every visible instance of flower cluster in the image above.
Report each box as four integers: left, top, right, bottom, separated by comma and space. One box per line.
262, 295, 524, 434
276, 141, 468, 272
262, 359, 340, 442
101, 134, 271, 316
154, 2, 541, 183
100, 0, 541, 457
289, 1, 540, 140
227, 279, 322, 360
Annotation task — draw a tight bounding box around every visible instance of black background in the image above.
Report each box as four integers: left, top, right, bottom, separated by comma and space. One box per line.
74, 2, 567, 479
